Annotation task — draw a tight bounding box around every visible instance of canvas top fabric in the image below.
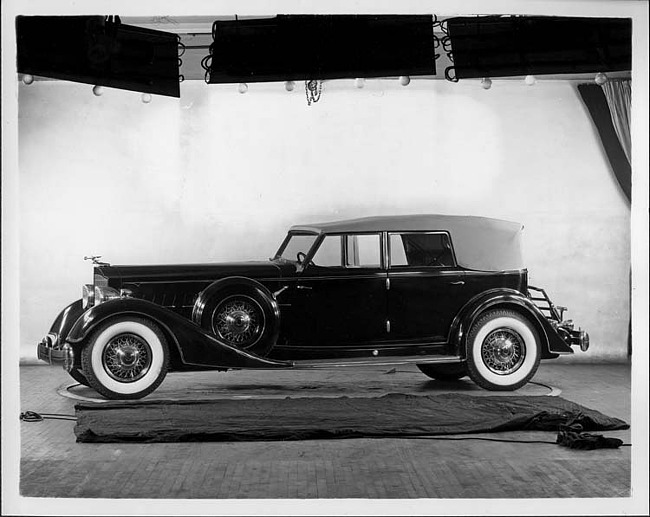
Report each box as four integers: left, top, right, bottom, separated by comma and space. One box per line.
290, 214, 525, 271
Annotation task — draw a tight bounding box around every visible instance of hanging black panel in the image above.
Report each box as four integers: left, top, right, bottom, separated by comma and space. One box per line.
446, 16, 632, 79
204, 15, 436, 83
16, 16, 181, 97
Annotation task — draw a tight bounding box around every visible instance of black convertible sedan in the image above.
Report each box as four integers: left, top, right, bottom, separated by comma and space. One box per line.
38, 214, 589, 399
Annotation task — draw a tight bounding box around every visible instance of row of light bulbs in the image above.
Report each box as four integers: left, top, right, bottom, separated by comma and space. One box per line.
240, 72, 610, 93
236, 76, 408, 94
480, 71, 609, 89
21, 74, 154, 103
20, 71, 611, 101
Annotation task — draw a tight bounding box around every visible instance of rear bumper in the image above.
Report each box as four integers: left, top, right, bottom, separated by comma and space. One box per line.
37, 336, 74, 371
573, 329, 590, 352
557, 324, 590, 351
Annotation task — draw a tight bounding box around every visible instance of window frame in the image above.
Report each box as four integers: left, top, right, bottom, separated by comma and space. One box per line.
387, 231, 458, 269
274, 230, 320, 261
305, 231, 386, 270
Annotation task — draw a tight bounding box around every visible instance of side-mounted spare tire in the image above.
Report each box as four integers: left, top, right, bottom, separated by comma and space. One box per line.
466, 309, 541, 391
195, 283, 279, 357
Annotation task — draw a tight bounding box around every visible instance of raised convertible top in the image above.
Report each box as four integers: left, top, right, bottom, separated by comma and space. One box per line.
290, 214, 525, 271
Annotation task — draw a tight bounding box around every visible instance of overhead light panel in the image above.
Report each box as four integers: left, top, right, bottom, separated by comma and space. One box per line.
16, 15, 182, 97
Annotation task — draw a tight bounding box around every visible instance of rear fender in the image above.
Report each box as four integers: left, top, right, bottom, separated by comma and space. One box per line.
449, 289, 573, 359
66, 298, 291, 370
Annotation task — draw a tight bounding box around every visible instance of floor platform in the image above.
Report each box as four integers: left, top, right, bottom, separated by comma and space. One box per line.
15, 362, 634, 501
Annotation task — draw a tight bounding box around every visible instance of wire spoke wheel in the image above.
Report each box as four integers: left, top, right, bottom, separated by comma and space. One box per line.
481, 327, 526, 375
212, 295, 265, 349
102, 332, 153, 383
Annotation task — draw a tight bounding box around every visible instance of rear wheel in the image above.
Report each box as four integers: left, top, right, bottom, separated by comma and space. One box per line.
417, 363, 467, 381
81, 317, 169, 400
466, 309, 541, 391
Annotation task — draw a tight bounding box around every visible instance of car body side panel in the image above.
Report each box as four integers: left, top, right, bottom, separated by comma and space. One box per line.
65, 298, 292, 369
387, 269, 467, 342
285, 267, 388, 347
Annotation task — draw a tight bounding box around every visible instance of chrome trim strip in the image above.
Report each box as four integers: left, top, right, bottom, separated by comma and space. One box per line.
274, 340, 447, 350
124, 278, 280, 285
387, 270, 464, 277
293, 274, 388, 281
292, 355, 463, 369
463, 269, 526, 276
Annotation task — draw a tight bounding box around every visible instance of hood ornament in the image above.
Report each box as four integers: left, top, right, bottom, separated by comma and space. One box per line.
84, 255, 110, 266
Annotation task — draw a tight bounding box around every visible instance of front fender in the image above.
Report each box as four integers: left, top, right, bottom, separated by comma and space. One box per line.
449, 288, 573, 359
47, 299, 86, 343
66, 298, 291, 370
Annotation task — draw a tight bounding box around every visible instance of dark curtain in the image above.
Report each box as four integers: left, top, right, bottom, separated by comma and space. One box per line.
577, 83, 632, 357
602, 80, 632, 163
577, 83, 631, 202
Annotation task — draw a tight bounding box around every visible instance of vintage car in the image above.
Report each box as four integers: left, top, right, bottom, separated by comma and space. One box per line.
38, 214, 589, 399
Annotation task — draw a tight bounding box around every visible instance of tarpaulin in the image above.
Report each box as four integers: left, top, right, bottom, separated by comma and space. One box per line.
74, 393, 629, 443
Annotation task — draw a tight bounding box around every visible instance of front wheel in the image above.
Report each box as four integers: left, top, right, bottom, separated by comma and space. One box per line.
466, 309, 541, 391
81, 317, 169, 400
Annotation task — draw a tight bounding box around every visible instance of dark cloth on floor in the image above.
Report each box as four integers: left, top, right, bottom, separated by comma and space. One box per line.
74, 392, 629, 443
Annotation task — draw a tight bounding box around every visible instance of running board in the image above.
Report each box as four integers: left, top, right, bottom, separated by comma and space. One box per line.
291, 355, 462, 369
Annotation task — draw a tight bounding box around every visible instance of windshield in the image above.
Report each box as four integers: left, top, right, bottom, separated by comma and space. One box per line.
275, 233, 319, 262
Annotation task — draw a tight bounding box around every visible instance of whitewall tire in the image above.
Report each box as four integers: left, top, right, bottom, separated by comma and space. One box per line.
466, 309, 541, 391
81, 317, 169, 400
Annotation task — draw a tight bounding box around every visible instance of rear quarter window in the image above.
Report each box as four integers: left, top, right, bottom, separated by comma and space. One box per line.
389, 232, 455, 268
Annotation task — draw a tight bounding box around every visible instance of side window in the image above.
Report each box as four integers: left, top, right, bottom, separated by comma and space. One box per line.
389, 233, 455, 268
311, 236, 343, 267
389, 234, 408, 266
345, 234, 381, 268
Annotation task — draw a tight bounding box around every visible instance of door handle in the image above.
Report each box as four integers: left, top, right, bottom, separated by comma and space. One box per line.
296, 285, 313, 290
450, 281, 465, 285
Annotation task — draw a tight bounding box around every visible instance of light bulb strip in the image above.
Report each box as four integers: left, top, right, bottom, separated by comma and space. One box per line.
67, 70, 614, 101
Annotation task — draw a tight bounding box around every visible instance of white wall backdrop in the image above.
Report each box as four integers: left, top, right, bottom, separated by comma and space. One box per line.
18, 78, 630, 361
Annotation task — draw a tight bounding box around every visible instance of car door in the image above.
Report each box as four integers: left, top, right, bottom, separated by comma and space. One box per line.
288, 232, 388, 347
386, 231, 467, 344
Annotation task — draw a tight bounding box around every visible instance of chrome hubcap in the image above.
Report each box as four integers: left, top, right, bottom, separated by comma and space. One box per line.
481, 327, 525, 375
213, 296, 264, 349
103, 333, 152, 382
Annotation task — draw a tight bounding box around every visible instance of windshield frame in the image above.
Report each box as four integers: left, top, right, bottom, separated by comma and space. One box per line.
273, 231, 321, 265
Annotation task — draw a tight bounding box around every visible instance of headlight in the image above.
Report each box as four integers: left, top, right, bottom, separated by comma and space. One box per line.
94, 286, 120, 305
82, 284, 94, 309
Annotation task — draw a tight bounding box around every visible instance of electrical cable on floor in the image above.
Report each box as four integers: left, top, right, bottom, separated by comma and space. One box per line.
20, 411, 77, 422
375, 435, 631, 446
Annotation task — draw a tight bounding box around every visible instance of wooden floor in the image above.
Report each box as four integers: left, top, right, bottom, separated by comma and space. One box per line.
7, 361, 645, 514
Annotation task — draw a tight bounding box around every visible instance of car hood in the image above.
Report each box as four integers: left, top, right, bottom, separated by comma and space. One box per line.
95, 261, 294, 284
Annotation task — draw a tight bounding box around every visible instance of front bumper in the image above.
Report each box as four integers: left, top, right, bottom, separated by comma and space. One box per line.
37, 335, 74, 372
